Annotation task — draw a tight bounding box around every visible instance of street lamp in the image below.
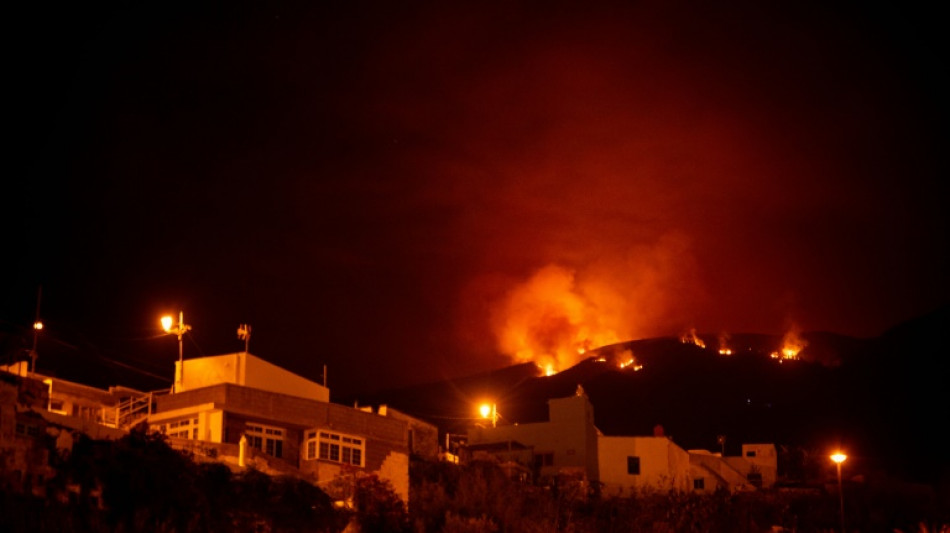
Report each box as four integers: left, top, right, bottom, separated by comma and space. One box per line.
30, 320, 42, 373
161, 311, 191, 393
479, 403, 498, 428
831, 452, 847, 533
30, 285, 43, 374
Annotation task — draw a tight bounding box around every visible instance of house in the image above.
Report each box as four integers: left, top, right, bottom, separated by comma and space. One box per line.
465, 386, 600, 484
465, 440, 534, 482
465, 387, 774, 496
2, 352, 433, 506
733, 443, 778, 488
598, 435, 691, 496
688, 444, 778, 492
147, 351, 427, 504
1, 360, 157, 438
0, 371, 90, 498
689, 444, 778, 492
688, 449, 756, 492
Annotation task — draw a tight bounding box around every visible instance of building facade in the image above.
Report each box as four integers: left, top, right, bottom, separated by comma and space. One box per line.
465, 388, 775, 496
598, 435, 691, 496
148, 352, 423, 503
466, 387, 600, 483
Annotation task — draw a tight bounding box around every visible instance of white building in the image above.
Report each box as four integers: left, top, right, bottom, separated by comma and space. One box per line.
466, 388, 776, 496
148, 352, 425, 503
688, 444, 778, 493
3, 352, 433, 505
598, 435, 691, 496
466, 386, 600, 483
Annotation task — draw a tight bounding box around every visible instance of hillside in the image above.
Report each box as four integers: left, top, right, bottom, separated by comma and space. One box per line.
349, 305, 950, 489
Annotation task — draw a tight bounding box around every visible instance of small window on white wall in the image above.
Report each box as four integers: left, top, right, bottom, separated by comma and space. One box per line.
627, 456, 640, 475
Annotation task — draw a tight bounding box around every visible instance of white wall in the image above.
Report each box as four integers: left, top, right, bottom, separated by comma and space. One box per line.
180, 353, 329, 402
598, 436, 691, 496
738, 443, 777, 488
688, 450, 750, 493
466, 393, 599, 481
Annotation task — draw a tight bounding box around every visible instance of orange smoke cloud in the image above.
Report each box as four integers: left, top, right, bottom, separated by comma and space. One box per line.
492, 264, 625, 374
491, 233, 707, 373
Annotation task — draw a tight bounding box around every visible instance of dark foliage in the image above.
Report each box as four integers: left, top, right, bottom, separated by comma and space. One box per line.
409, 457, 949, 533
2, 425, 344, 533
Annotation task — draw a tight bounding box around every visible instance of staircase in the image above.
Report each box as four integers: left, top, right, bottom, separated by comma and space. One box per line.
109, 389, 171, 430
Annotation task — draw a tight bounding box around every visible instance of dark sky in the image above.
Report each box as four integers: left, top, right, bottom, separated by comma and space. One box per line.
5, 1, 948, 397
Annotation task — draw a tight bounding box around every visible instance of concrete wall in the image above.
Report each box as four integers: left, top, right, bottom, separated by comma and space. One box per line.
688, 450, 750, 493
738, 443, 777, 488
150, 381, 411, 503
467, 392, 600, 482
598, 436, 691, 496
382, 406, 439, 459
180, 353, 329, 402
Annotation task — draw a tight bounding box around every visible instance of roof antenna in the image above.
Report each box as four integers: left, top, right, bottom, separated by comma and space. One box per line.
237, 324, 251, 354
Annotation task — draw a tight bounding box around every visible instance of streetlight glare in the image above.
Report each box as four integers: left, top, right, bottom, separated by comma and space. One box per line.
479, 404, 492, 419
830, 450, 847, 533
160, 311, 192, 393
33, 321, 43, 331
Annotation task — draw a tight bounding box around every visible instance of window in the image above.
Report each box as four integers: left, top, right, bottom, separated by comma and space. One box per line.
693, 478, 705, 490
17, 423, 42, 438
162, 418, 197, 440
246, 423, 284, 459
306, 429, 364, 466
745, 450, 757, 457
627, 456, 640, 475
747, 472, 763, 487
533, 452, 554, 469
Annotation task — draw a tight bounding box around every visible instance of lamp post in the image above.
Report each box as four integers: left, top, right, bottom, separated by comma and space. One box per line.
831, 452, 847, 533
30, 320, 42, 374
161, 311, 191, 393
30, 285, 42, 374
479, 403, 498, 428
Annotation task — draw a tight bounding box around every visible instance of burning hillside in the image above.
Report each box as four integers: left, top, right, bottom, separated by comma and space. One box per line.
490, 257, 820, 375
489, 234, 706, 375
491, 264, 629, 376
770, 325, 808, 361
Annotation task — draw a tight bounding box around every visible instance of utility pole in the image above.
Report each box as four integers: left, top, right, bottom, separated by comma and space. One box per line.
161, 311, 191, 393
30, 285, 42, 373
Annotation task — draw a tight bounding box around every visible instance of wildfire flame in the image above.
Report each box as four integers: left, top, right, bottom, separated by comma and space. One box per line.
493, 264, 627, 375
680, 328, 706, 348
771, 326, 807, 361
618, 356, 643, 371
718, 331, 732, 355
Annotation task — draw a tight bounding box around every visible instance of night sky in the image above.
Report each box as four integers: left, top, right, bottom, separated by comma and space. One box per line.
5, 1, 948, 397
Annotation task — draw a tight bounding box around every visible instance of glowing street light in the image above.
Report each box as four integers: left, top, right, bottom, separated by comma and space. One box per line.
30, 285, 43, 374
831, 452, 847, 533
30, 320, 42, 373
479, 403, 498, 428
161, 311, 191, 393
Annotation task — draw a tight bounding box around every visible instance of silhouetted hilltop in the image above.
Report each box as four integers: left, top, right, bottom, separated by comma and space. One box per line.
350, 307, 950, 490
